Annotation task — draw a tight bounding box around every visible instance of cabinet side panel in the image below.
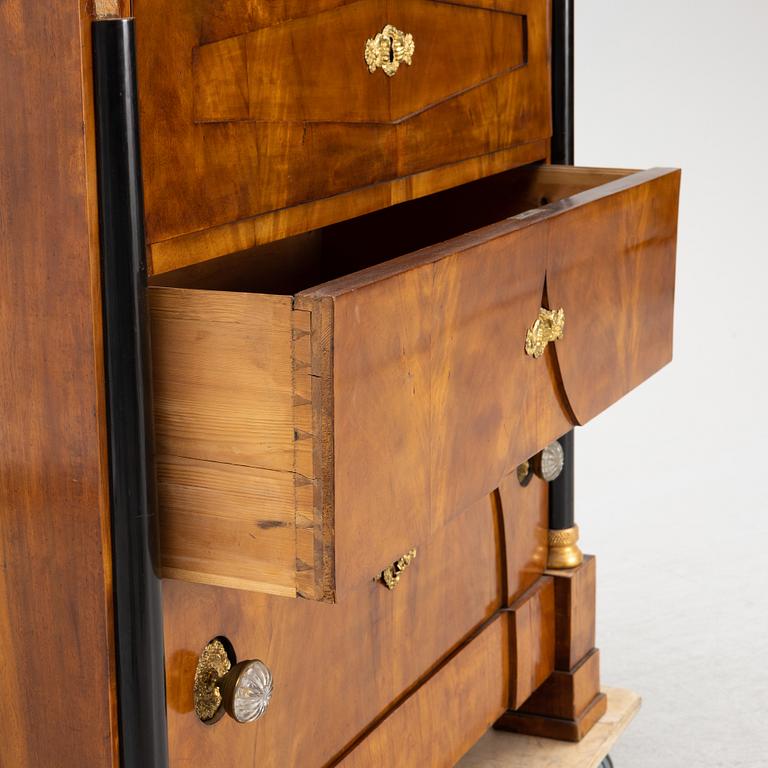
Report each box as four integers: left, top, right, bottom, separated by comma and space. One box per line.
0, 2, 117, 765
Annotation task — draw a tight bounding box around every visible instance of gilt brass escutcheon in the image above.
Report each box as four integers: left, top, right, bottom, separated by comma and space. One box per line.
193, 638, 233, 723
525, 307, 565, 358
379, 548, 417, 589
364, 24, 415, 77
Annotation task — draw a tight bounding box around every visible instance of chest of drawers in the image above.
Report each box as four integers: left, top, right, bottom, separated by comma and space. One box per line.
0, 1, 679, 766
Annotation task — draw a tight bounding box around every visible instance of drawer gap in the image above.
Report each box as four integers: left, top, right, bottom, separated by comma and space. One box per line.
149, 165, 633, 295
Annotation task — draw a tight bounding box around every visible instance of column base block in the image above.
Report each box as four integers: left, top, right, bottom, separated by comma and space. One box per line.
458, 689, 641, 767
494, 691, 608, 743
520, 648, 601, 720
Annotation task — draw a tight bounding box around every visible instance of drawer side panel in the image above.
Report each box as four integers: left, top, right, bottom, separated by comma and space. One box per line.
150, 287, 328, 597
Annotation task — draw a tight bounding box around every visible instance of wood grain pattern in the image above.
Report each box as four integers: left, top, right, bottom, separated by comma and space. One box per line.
302, 167, 677, 596
547, 168, 681, 424
150, 289, 295, 472
520, 648, 601, 720
91, 0, 125, 15
157, 456, 298, 596
549, 555, 597, 671
193, 0, 525, 124
0, 1, 118, 765
336, 615, 509, 768
150, 288, 306, 596
498, 469, 550, 603
164, 496, 503, 768
305, 219, 565, 595
134, 0, 551, 267
150, 166, 679, 598
506, 577, 555, 709
148, 140, 548, 274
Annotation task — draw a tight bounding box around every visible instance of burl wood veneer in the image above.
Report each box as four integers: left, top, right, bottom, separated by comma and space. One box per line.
150, 164, 680, 600
133, 0, 551, 273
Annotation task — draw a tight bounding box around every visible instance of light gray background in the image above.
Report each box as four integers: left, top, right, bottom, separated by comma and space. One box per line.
575, 2, 768, 765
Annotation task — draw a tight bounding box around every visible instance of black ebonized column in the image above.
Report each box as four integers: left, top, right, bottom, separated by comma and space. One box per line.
549, 431, 575, 530
549, 0, 576, 532
551, 0, 574, 166
93, 19, 169, 768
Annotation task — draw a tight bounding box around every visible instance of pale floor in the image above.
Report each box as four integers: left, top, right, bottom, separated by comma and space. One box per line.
459, 689, 641, 768
578, 393, 768, 768
575, 2, 768, 765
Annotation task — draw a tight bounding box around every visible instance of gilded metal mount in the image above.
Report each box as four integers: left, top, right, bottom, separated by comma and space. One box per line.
379, 548, 417, 589
193, 638, 233, 723
365, 25, 415, 77
547, 525, 584, 570
525, 307, 565, 359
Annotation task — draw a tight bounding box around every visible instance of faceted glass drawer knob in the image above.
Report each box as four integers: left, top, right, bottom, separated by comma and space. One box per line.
533, 440, 565, 482
221, 660, 273, 724
193, 638, 273, 725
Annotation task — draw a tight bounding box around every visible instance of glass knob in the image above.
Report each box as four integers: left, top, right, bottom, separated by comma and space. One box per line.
220, 659, 273, 724
533, 440, 565, 482
193, 638, 272, 725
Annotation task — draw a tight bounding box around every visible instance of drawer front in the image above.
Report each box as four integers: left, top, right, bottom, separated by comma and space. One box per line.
546, 168, 680, 423
135, 0, 551, 270
337, 614, 509, 768
194, 0, 527, 125
163, 496, 503, 768
301, 167, 679, 598
150, 164, 680, 600
314, 220, 567, 597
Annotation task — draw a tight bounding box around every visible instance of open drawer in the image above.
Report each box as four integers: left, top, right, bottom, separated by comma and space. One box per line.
149, 164, 680, 601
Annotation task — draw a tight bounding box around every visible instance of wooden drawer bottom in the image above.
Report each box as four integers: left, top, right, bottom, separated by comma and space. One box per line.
337, 615, 509, 767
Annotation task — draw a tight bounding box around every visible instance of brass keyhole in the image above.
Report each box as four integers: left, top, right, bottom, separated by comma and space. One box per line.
364, 25, 415, 77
